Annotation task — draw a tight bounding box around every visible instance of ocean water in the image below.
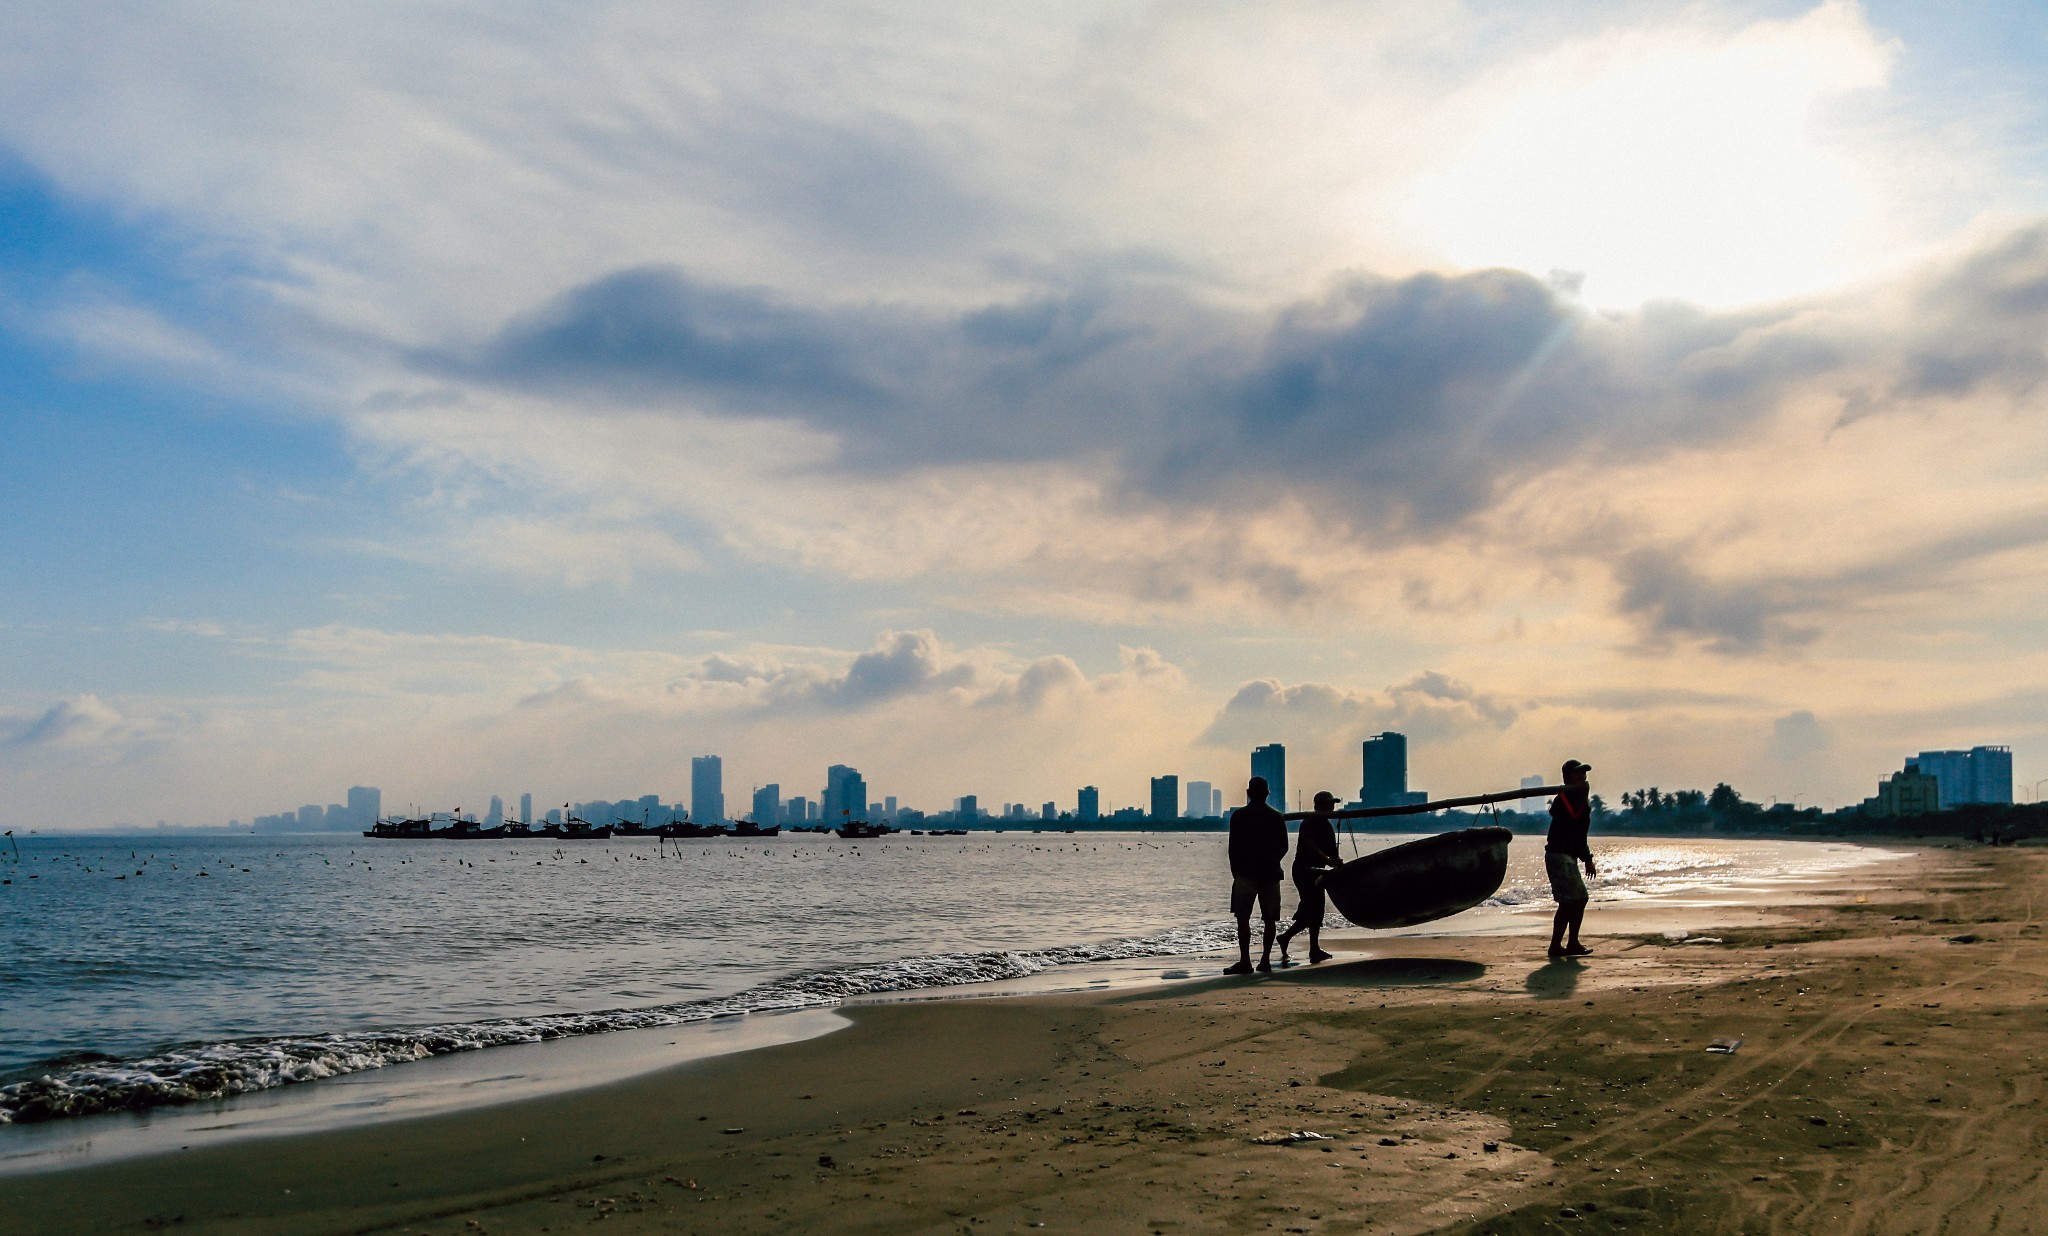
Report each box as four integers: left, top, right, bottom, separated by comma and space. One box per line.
0, 828, 1895, 1125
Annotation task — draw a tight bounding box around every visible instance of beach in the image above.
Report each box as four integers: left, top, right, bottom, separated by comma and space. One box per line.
4, 840, 2042, 1234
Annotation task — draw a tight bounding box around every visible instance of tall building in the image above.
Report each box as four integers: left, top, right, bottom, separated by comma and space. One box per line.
1077, 785, 1100, 821
1361, 732, 1429, 809
1211, 786, 1224, 817
485, 795, 504, 827
519, 792, 532, 824
1251, 744, 1286, 811
956, 794, 979, 822
1041, 801, 1056, 820
1868, 762, 1942, 817
347, 786, 382, 830
691, 755, 725, 824
824, 764, 868, 822
1150, 775, 1180, 820
752, 783, 780, 826
1186, 780, 1213, 819
884, 796, 898, 820
297, 804, 323, 830
1912, 746, 2013, 807
784, 795, 809, 824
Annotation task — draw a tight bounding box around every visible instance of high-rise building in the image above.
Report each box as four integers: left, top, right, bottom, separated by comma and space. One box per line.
1150, 775, 1180, 820
955, 794, 979, 822
1912, 746, 2013, 806
884, 796, 898, 820
485, 795, 504, 827
753, 783, 781, 826
1251, 744, 1286, 811
348, 786, 382, 830
1211, 786, 1223, 816
1041, 801, 1056, 820
784, 795, 809, 824
1868, 762, 1942, 817
298, 804, 324, 830
1361, 733, 1428, 809
1186, 780, 1213, 819
691, 755, 725, 824
519, 792, 532, 825
824, 764, 867, 823
1077, 786, 1100, 821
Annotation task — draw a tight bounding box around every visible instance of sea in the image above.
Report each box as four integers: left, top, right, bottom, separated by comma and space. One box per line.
0, 828, 1899, 1146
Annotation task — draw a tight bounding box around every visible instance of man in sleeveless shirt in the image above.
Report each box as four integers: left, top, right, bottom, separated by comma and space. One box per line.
1546, 759, 1596, 958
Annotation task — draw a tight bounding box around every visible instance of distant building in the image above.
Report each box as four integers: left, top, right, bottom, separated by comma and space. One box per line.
1150, 775, 1180, 820
1077, 786, 1100, 822
784, 795, 809, 825
519, 792, 532, 825
1519, 775, 1545, 791
955, 794, 979, 822
884, 796, 898, 820
485, 795, 504, 827
1186, 779, 1214, 819
1868, 762, 1942, 817
1041, 801, 1056, 821
298, 804, 323, 830
824, 765, 867, 823
1361, 733, 1429, 809
1211, 786, 1223, 816
1912, 746, 2013, 807
348, 786, 382, 830
691, 755, 725, 824
753, 783, 780, 826
1251, 744, 1286, 811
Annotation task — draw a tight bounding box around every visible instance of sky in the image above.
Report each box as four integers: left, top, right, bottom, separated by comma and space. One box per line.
7, 0, 2048, 826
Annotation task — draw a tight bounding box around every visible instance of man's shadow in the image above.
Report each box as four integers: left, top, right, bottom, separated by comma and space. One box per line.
1114, 956, 1485, 1003
1524, 958, 1585, 1000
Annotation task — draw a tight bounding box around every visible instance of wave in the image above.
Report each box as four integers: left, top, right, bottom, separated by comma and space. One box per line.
0, 920, 1235, 1125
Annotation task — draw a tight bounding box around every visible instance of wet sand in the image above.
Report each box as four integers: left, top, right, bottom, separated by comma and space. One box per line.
5, 842, 2044, 1235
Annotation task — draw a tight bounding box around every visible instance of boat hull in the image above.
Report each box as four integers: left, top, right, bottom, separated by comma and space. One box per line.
1322, 826, 1512, 929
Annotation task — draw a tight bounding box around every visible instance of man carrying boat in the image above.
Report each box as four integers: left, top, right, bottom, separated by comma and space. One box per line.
1224, 775, 1288, 974
1277, 790, 1342, 964
1546, 759, 1596, 958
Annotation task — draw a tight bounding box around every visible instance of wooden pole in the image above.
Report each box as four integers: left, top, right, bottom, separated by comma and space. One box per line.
1282, 784, 1564, 822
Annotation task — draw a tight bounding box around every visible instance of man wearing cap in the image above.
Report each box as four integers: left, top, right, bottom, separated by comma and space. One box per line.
1224, 775, 1288, 974
1277, 790, 1343, 964
1546, 759, 1597, 958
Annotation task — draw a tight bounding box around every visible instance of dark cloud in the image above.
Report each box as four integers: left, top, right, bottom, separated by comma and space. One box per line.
4, 695, 125, 748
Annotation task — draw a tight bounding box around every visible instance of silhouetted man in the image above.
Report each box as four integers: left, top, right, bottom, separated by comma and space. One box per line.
1225, 775, 1288, 974
1547, 759, 1596, 958
1277, 790, 1343, 964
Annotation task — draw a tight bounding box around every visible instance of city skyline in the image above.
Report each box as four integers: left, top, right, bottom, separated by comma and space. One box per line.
8, 3, 2048, 827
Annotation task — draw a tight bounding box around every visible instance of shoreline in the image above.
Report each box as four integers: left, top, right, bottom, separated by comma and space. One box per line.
0, 839, 1902, 1171
4, 842, 2020, 1233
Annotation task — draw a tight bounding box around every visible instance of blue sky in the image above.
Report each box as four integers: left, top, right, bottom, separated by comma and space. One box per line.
7, 0, 2048, 826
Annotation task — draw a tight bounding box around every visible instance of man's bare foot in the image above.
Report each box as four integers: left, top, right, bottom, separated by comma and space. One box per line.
1223, 960, 1254, 975
1564, 942, 1592, 956
1256, 959, 1272, 973
1309, 949, 1334, 964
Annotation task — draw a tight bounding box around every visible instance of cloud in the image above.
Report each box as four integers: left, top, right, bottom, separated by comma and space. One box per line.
1198, 671, 1519, 751
5, 694, 127, 748
1769, 710, 1831, 760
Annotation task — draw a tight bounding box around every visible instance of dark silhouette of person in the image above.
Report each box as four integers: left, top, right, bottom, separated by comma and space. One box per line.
1277, 790, 1343, 964
1224, 775, 1288, 974
1546, 759, 1596, 958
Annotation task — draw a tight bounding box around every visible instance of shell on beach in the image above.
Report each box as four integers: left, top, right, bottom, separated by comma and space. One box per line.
1323, 826, 1514, 929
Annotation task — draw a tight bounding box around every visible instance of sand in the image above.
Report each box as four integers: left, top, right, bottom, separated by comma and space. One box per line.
5, 842, 2045, 1235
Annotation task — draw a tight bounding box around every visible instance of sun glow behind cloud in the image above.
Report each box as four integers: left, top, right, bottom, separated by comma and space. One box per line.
1406, 1, 1900, 309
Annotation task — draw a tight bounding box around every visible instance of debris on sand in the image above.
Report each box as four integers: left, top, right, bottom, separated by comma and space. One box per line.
1252, 1130, 1332, 1145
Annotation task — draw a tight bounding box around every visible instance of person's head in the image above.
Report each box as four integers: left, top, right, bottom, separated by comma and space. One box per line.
1247, 776, 1270, 803
1312, 790, 1340, 813
1562, 759, 1592, 787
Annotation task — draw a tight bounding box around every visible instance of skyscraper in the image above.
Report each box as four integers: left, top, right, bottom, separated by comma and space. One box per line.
1150, 775, 1180, 820
485, 795, 504, 827
347, 785, 381, 830
1361, 732, 1428, 808
519, 792, 532, 825
1211, 786, 1223, 816
1251, 744, 1286, 811
752, 783, 780, 826
824, 764, 867, 822
1186, 780, 1213, 819
955, 794, 979, 822
1077, 785, 1100, 821
691, 755, 725, 824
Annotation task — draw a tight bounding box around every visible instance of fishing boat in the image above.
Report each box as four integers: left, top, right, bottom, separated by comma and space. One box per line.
833, 820, 895, 839
1285, 784, 1561, 929
656, 820, 730, 839
729, 819, 781, 837
538, 814, 615, 840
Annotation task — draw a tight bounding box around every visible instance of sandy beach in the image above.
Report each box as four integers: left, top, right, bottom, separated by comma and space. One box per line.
4, 841, 2043, 1235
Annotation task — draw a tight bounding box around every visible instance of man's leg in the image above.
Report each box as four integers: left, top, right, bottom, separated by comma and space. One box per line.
1549, 903, 1570, 954
1258, 915, 1277, 970
1565, 900, 1588, 951
1256, 882, 1280, 971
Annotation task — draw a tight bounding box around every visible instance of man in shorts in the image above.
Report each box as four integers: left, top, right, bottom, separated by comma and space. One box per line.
1277, 790, 1343, 964
1224, 775, 1288, 974
1546, 759, 1596, 958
